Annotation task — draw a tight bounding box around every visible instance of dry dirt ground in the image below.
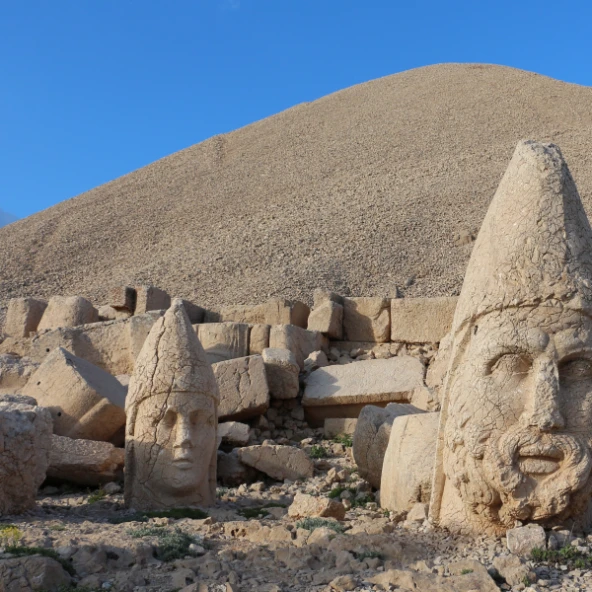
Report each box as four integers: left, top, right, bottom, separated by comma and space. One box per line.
2, 64, 592, 309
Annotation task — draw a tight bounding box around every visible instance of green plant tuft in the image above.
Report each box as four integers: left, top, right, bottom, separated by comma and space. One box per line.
87, 488, 107, 504
126, 525, 195, 562
332, 434, 353, 447
295, 517, 345, 533
237, 502, 287, 519
328, 486, 345, 499
461, 568, 474, 575
308, 445, 328, 459
353, 549, 384, 561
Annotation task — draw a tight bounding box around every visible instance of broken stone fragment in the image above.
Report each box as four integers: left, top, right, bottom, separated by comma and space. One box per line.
47, 434, 124, 487
390, 297, 457, 343
307, 300, 343, 340
195, 322, 250, 364
269, 324, 326, 370
262, 347, 300, 400
342, 297, 390, 343
0, 354, 39, 394
237, 445, 314, 481
288, 492, 346, 520
4, 297, 47, 338
506, 524, 546, 556
23, 347, 126, 443
0, 556, 72, 590
108, 286, 137, 313
0, 394, 52, 515
37, 295, 99, 332
218, 421, 250, 447
324, 417, 357, 439
97, 305, 131, 322
248, 323, 270, 354
213, 355, 270, 421
134, 285, 171, 315
353, 403, 424, 489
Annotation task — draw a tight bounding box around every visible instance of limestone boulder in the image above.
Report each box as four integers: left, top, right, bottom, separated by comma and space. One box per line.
134, 285, 171, 314
302, 357, 425, 425
288, 492, 346, 520
506, 524, 546, 556
0, 354, 39, 393
269, 324, 326, 369
213, 355, 269, 421
237, 445, 314, 481
262, 348, 300, 399
307, 300, 343, 340
313, 289, 344, 309
353, 403, 424, 489
195, 322, 250, 364
4, 297, 47, 338
0, 556, 72, 591
390, 297, 458, 343
248, 324, 270, 355
98, 305, 131, 321
324, 417, 357, 438
217, 450, 258, 486
37, 296, 99, 331
218, 421, 250, 447
380, 412, 439, 512
343, 297, 390, 342
23, 347, 126, 442
0, 395, 52, 515
47, 434, 125, 486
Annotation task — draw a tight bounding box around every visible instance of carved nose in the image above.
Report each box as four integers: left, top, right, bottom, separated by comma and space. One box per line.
174, 416, 193, 448
522, 358, 565, 431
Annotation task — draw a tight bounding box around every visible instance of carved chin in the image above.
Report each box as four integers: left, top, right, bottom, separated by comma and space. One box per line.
451, 426, 592, 525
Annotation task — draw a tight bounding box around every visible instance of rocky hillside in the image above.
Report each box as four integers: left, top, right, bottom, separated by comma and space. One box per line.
1, 63, 591, 307
0, 209, 17, 228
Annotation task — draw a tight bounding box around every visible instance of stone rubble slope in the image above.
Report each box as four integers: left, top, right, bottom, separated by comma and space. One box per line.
2, 64, 592, 308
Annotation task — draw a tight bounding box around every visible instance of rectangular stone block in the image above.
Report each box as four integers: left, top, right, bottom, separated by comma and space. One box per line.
108, 286, 137, 312
213, 355, 270, 421
390, 297, 458, 343
249, 324, 270, 355
134, 285, 171, 314
343, 297, 390, 342
4, 298, 47, 338
307, 300, 343, 340
195, 322, 250, 364
205, 299, 310, 328
269, 324, 326, 369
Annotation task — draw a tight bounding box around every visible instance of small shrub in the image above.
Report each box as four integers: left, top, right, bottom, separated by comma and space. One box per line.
309, 445, 328, 459
354, 549, 384, 561
328, 486, 345, 499
350, 492, 374, 508
295, 517, 345, 533
48, 523, 66, 532
4, 546, 75, 576
87, 489, 106, 504
155, 528, 195, 562
0, 525, 22, 546
522, 575, 532, 586
128, 525, 166, 539
237, 502, 287, 519
530, 545, 592, 569
333, 434, 353, 447
461, 568, 474, 575
109, 512, 148, 525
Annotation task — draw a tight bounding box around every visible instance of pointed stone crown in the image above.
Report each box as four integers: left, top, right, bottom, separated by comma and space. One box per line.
126, 298, 218, 413
452, 139, 592, 334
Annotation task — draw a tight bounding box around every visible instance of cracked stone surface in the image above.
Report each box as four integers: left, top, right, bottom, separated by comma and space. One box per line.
125, 299, 219, 510
431, 140, 592, 536
237, 445, 314, 481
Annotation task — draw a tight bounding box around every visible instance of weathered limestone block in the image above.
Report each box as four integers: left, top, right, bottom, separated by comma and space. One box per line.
181, 300, 205, 324
195, 322, 250, 364
431, 141, 592, 536
0, 556, 72, 591
0, 354, 39, 393
262, 347, 299, 400
47, 434, 125, 486
125, 300, 219, 510
205, 304, 263, 324
302, 357, 425, 425
288, 492, 346, 520
248, 324, 270, 355
269, 324, 326, 370
307, 300, 343, 340
380, 412, 439, 512
313, 289, 344, 309
134, 285, 171, 315
343, 297, 390, 343
390, 297, 458, 343
218, 421, 250, 447
37, 296, 99, 331
213, 355, 269, 421
353, 403, 424, 489
98, 305, 131, 321
506, 524, 546, 556
23, 347, 126, 442
108, 286, 137, 313
324, 417, 358, 438
25, 311, 164, 375
0, 394, 52, 515
206, 299, 310, 328
4, 297, 47, 338
237, 445, 313, 481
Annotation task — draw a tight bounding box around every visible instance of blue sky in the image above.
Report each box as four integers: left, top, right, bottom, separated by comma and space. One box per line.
2, 0, 591, 219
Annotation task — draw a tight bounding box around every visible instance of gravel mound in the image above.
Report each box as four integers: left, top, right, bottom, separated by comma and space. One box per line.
1, 63, 592, 308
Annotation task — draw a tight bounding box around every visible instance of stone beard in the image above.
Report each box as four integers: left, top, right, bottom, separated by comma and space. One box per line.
443, 306, 592, 533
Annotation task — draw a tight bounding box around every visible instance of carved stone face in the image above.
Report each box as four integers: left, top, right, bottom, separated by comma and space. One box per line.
444, 306, 592, 529
133, 391, 216, 499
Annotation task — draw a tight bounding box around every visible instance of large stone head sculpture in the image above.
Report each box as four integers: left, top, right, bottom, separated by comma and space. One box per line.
430, 140, 592, 535
125, 299, 219, 510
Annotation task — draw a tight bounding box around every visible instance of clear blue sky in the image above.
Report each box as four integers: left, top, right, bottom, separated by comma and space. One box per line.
2, 0, 591, 219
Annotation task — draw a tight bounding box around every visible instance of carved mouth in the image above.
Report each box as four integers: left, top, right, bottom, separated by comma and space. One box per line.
172, 458, 194, 470
517, 444, 564, 475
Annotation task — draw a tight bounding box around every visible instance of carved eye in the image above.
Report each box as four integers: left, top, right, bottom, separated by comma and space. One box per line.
560, 358, 592, 380
162, 409, 177, 427
488, 353, 532, 377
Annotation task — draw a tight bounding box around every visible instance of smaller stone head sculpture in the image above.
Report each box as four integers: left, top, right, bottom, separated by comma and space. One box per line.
125, 299, 219, 510
430, 141, 592, 535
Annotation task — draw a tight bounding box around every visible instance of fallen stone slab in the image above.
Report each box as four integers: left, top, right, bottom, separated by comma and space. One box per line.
0, 556, 72, 591
218, 421, 250, 447
237, 445, 314, 481
262, 347, 300, 399
196, 322, 250, 364
307, 300, 343, 340
380, 412, 439, 512
134, 285, 171, 314
324, 417, 358, 438
302, 357, 425, 425
0, 354, 39, 393
343, 297, 390, 342
288, 492, 346, 520
47, 434, 125, 486
4, 297, 47, 338
390, 297, 458, 343
0, 394, 52, 515
213, 355, 269, 421
353, 403, 424, 489
269, 324, 326, 369
23, 347, 126, 442
37, 295, 99, 332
